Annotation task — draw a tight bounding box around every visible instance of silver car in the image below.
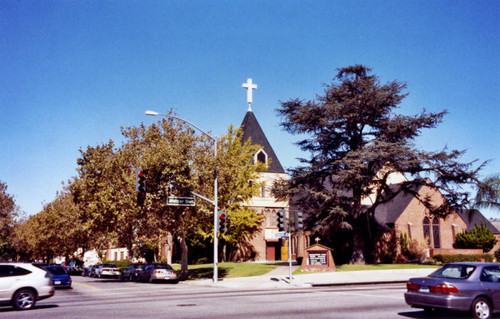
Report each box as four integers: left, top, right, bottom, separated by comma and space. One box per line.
138, 263, 178, 283
405, 262, 500, 319
0, 263, 55, 310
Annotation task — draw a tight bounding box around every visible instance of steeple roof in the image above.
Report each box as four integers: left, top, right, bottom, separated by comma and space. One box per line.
240, 110, 285, 174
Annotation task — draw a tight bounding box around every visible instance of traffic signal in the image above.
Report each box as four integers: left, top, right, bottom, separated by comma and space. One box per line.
277, 209, 286, 232
295, 211, 304, 230
218, 211, 227, 233
136, 169, 146, 192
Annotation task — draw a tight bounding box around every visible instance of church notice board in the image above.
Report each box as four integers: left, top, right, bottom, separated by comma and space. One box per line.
300, 243, 336, 272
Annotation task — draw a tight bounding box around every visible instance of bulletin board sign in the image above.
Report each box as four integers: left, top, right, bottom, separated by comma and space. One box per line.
301, 243, 336, 272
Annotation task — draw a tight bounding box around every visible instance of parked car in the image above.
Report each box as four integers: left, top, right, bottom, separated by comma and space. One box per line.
66, 261, 83, 276
137, 263, 178, 283
82, 265, 97, 277
95, 263, 120, 278
0, 262, 55, 310
121, 263, 145, 281
405, 262, 500, 319
43, 265, 72, 289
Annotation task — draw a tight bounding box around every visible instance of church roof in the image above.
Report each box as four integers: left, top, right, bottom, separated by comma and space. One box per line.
457, 209, 499, 233
240, 110, 285, 174
374, 184, 421, 225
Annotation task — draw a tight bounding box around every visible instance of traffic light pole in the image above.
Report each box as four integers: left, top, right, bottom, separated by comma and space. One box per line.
146, 110, 219, 284
288, 230, 292, 283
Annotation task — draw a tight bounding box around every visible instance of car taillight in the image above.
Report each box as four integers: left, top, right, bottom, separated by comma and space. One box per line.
155, 270, 162, 274
134, 270, 140, 273
430, 283, 459, 293
406, 281, 419, 291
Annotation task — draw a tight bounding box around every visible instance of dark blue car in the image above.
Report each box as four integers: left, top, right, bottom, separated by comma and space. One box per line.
44, 265, 72, 288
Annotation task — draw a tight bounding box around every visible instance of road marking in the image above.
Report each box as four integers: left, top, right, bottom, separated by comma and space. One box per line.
74, 282, 101, 290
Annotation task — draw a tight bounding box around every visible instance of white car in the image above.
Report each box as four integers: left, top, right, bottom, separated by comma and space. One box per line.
0, 263, 55, 310
95, 263, 121, 278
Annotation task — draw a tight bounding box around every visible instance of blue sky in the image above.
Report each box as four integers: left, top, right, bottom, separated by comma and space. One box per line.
1, 1, 499, 218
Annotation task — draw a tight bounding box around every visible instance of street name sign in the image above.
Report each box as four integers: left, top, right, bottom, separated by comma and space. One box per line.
275, 232, 289, 238
166, 196, 196, 206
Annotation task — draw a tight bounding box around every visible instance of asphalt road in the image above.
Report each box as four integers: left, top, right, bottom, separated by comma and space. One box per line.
0, 276, 493, 319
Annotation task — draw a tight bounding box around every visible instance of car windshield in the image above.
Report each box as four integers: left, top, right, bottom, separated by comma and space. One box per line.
45, 266, 67, 275
430, 264, 475, 279
101, 264, 116, 268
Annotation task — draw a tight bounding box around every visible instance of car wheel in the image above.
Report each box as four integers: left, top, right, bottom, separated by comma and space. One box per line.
12, 289, 36, 310
472, 297, 491, 319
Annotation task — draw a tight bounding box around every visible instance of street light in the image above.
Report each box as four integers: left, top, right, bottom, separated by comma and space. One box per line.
145, 110, 219, 283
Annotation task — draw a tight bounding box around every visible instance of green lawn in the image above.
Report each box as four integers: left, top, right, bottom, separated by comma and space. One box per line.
294, 263, 438, 275
172, 262, 437, 280
335, 263, 439, 272
172, 262, 278, 280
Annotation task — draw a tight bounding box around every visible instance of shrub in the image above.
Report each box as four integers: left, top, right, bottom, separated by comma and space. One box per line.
408, 238, 428, 263
495, 248, 500, 261
434, 254, 494, 263
400, 232, 410, 257
397, 232, 427, 264
103, 259, 131, 269
454, 223, 498, 253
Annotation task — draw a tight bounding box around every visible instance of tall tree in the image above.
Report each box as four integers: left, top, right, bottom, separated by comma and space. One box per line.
0, 180, 18, 260
475, 173, 500, 210
13, 190, 84, 262
121, 115, 209, 280
200, 125, 266, 261
276, 65, 485, 263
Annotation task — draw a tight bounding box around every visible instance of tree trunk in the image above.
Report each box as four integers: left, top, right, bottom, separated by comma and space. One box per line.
350, 230, 366, 264
177, 217, 189, 281
350, 186, 366, 264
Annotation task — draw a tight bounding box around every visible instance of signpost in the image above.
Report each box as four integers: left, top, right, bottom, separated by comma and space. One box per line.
166, 196, 196, 207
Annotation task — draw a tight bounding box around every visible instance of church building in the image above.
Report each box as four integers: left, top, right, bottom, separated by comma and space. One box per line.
238, 79, 308, 261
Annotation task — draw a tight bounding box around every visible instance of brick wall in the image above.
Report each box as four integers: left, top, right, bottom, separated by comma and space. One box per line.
394, 184, 468, 250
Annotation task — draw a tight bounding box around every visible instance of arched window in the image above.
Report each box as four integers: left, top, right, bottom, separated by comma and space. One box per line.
255, 149, 268, 165
432, 218, 441, 248
423, 217, 431, 246
265, 209, 271, 227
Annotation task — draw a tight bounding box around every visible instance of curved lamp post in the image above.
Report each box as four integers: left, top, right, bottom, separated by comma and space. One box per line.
145, 110, 219, 283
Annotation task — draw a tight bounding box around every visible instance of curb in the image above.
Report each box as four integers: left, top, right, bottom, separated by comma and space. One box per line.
310, 280, 408, 287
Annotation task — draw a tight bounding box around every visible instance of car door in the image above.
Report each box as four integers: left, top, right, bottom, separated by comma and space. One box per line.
480, 266, 500, 311
145, 265, 153, 281
0, 265, 17, 301
0, 265, 31, 302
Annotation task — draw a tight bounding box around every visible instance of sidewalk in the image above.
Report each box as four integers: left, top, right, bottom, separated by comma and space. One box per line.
184, 266, 437, 289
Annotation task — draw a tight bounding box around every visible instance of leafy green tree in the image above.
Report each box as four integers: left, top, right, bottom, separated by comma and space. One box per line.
0, 180, 18, 260
71, 141, 122, 257
275, 65, 485, 263
202, 125, 266, 261
475, 173, 500, 210
10, 189, 85, 262
455, 223, 498, 253
121, 115, 211, 280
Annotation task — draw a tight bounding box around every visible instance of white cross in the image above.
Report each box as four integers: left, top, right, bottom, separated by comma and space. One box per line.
242, 78, 257, 111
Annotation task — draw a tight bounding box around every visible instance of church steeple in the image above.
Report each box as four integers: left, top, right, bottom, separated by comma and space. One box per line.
240, 78, 285, 174
240, 110, 285, 174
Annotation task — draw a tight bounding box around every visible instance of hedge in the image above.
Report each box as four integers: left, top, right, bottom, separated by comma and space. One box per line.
433, 254, 494, 263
